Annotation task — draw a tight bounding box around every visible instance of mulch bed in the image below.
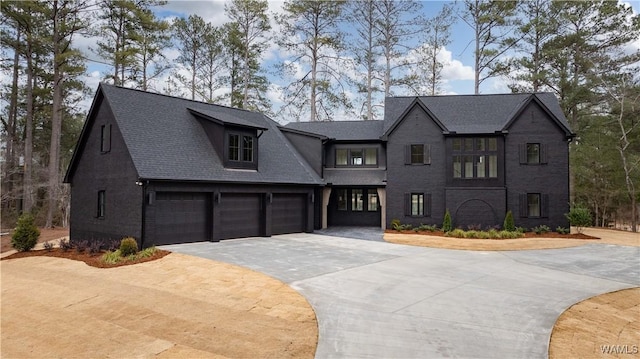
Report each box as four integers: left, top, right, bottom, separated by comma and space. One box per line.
385, 229, 599, 240
1, 248, 171, 268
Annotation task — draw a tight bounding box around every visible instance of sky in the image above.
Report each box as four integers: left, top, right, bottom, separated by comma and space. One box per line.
72, 0, 640, 123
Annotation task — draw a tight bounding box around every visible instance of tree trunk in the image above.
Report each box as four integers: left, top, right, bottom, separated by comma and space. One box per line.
23, 37, 35, 213
46, 0, 63, 228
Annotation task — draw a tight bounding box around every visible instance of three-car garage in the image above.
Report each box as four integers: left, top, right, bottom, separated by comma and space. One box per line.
146, 188, 313, 246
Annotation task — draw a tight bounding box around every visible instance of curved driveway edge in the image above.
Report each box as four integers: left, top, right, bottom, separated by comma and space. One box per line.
162, 233, 640, 358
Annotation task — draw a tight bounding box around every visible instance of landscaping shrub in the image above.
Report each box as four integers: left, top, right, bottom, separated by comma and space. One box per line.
88, 239, 104, 254
106, 238, 121, 252
446, 228, 466, 238
415, 224, 438, 232
119, 237, 138, 257
102, 250, 122, 264
565, 206, 592, 233
442, 209, 452, 232
391, 219, 402, 230
532, 225, 551, 234
503, 210, 515, 232
58, 238, 73, 251
43, 241, 54, 252
74, 240, 89, 253
515, 227, 526, 234
556, 226, 570, 235
467, 224, 482, 231
11, 213, 40, 252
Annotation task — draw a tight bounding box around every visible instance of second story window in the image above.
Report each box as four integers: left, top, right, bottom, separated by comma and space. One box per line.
452, 138, 498, 179
100, 124, 111, 153
336, 148, 377, 167
228, 133, 254, 163
520, 143, 547, 165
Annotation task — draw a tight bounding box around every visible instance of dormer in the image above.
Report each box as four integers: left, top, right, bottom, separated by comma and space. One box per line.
188, 108, 268, 170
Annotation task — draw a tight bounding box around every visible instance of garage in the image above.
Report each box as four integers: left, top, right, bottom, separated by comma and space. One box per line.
272, 194, 307, 234
220, 193, 263, 239
154, 192, 210, 245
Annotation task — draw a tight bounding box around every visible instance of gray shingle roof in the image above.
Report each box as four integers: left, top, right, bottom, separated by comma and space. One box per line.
384, 93, 572, 135
98, 84, 322, 185
285, 120, 384, 141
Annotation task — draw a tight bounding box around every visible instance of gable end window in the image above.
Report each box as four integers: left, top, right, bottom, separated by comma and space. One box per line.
405, 144, 431, 165
404, 192, 432, 217
519, 193, 549, 218
97, 190, 106, 218
519, 143, 548, 164
100, 124, 111, 153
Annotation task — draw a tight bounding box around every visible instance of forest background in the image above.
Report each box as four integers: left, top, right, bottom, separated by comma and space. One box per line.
1, 0, 639, 232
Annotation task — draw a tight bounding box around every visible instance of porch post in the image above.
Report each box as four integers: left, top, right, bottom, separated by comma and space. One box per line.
322, 187, 332, 229
377, 188, 386, 230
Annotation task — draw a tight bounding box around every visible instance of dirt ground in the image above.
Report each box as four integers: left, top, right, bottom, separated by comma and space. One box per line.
549, 288, 640, 358
384, 227, 640, 251
1, 253, 317, 358
2, 227, 637, 358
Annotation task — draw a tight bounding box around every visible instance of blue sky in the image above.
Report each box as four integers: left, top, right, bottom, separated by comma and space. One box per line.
76, 0, 640, 123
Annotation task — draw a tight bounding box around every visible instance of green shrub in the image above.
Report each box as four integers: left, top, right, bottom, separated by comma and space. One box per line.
442, 209, 452, 233
556, 226, 570, 235
11, 213, 40, 252
503, 211, 515, 232
415, 224, 438, 232
532, 225, 551, 234
102, 250, 122, 264
391, 219, 402, 230
119, 237, 138, 257
446, 228, 465, 238
565, 207, 592, 233
499, 231, 524, 239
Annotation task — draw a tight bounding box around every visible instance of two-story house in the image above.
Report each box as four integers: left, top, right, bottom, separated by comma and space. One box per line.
65, 84, 573, 247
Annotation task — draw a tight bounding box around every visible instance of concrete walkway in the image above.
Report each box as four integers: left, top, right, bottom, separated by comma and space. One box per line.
161, 234, 640, 358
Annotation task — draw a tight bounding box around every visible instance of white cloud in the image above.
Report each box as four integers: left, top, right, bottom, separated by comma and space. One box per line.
159, 0, 229, 26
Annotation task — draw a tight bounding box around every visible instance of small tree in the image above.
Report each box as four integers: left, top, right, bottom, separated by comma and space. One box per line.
11, 213, 40, 252
442, 209, 452, 232
503, 210, 515, 231
565, 206, 592, 234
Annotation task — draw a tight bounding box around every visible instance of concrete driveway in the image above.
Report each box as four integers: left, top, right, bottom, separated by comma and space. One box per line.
161, 234, 640, 358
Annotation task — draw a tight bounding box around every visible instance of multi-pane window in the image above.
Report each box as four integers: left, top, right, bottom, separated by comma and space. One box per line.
242, 136, 253, 161
337, 189, 347, 211
228, 133, 255, 163
352, 189, 364, 211
97, 190, 106, 218
336, 148, 377, 166
228, 134, 240, 161
404, 192, 431, 217
527, 193, 540, 217
100, 125, 111, 153
368, 190, 378, 211
406, 144, 431, 165
411, 194, 424, 216
520, 193, 548, 218
527, 143, 540, 164
452, 138, 498, 179
520, 143, 547, 164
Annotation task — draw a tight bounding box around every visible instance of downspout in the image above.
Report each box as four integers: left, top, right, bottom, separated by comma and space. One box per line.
138, 179, 146, 248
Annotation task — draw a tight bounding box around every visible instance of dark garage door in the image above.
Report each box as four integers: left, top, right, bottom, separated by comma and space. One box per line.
220, 193, 263, 239
154, 192, 210, 245
272, 194, 307, 234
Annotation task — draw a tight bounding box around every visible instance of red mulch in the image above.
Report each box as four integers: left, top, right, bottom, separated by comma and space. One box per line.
1, 248, 171, 268
385, 229, 599, 240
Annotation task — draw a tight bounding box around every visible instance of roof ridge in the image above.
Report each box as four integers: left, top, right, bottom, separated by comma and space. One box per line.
99, 82, 259, 115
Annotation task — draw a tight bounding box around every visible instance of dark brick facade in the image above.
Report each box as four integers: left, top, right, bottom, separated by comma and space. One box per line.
68, 95, 143, 244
